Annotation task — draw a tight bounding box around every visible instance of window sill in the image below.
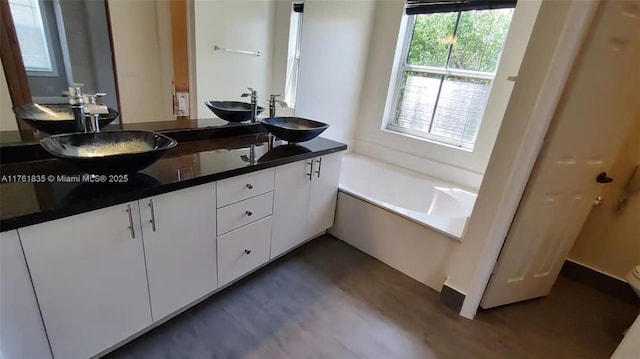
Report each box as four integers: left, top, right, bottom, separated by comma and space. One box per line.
382, 126, 474, 153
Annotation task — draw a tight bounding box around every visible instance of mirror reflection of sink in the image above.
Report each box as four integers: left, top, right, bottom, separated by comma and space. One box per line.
13, 103, 119, 135
260, 117, 329, 143
40, 131, 177, 174
204, 101, 265, 123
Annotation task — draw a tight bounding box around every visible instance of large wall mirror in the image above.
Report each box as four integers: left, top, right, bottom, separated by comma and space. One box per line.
2, 0, 118, 115
0, 0, 304, 137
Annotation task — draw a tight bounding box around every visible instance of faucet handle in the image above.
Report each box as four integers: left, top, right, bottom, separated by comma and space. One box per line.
270, 94, 287, 107
83, 93, 106, 103
241, 87, 257, 97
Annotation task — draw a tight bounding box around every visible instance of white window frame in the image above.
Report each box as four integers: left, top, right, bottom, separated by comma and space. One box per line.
386, 13, 504, 150
284, 2, 304, 108
9, 0, 59, 78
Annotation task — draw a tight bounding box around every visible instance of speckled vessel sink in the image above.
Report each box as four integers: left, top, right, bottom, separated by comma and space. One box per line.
205, 101, 265, 122
40, 130, 177, 174
260, 117, 329, 143
13, 103, 119, 134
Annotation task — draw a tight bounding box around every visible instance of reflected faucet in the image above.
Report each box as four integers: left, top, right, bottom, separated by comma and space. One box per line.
64, 83, 87, 132
82, 93, 108, 133
62, 83, 109, 133
241, 87, 258, 123
268, 94, 287, 117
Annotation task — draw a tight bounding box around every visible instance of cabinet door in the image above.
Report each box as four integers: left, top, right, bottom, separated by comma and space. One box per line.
141, 183, 217, 321
308, 152, 343, 237
19, 203, 152, 359
271, 160, 312, 258
0, 230, 52, 359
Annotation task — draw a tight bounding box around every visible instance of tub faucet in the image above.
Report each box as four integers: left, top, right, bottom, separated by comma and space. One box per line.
268, 94, 287, 117
241, 87, 258, 123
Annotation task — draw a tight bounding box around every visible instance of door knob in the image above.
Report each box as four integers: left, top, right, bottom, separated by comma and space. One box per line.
596, 172, 613, 184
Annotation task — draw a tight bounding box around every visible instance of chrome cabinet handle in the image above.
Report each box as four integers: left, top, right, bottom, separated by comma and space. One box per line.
245, 210, 253, 216
307, 161, 313, 181
244, 249, 251, 255
126, 204, 135, 239
246, 183, 254, 189
315, 158, 322, 178
148, 199, 156, 232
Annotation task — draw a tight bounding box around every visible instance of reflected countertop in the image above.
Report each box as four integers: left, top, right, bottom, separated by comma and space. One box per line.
0, 131, 347, 231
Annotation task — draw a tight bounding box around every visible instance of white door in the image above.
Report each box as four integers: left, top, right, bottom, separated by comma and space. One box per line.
271, 159, 313, 258
0, 230, 52, 359
308, 152, 343, 237
481, 0, 640, 309
19, 202, 152, 359
141, 183, 218, 321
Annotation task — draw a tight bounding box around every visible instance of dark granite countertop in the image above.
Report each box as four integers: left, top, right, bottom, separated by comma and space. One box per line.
0, 128, 346, 231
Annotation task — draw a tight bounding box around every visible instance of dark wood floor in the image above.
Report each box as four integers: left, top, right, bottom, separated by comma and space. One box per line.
106, 235, 639, 359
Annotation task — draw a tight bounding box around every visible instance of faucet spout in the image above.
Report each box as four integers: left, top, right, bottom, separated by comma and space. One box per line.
65, 83, 87, 132
241, 87, 258, 123
268, 94, 288, 117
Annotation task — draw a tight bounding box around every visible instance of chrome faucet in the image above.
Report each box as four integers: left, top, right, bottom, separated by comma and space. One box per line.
65, 83, 87, 132
82, 93, 108, 133
241, 87, 258, 123
63, 83, 108, 133
268, 94, 287, 117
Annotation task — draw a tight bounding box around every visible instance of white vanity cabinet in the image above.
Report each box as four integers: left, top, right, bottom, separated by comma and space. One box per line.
0, 230, 52, 359
271, 152, 343, 258
216, 168, 275, 286
7, 149, 344, 359
307, 152, 344, 238
271, 159, 313, 258
140, 183, 218, 321
19, 202, 152, 359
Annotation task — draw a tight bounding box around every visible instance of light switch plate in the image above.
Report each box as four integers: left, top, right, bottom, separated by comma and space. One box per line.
173, 92, 190, 117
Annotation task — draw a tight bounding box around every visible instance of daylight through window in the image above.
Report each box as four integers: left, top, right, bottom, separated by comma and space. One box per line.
8, 0, 54, 73
390, 8, 514, 149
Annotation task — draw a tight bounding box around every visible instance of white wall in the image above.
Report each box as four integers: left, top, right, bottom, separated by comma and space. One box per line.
295, 0, 375, 147
353, 0, 541, 189
0, 63, 18, 131
569, 119, 640, 279
108, 0, 174, 123
193, 0, 275, 123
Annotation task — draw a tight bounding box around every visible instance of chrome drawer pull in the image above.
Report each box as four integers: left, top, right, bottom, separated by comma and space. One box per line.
307, 161, 313, 181
148, 199, 156, 232
246, 183, 254, 189
126, 204, 135, 239
245, 210, 253, 216
244, 249, 252, 255
315, 158, 322, 178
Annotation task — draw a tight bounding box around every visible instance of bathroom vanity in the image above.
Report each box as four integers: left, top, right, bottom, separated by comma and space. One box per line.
0, 123, 346, 359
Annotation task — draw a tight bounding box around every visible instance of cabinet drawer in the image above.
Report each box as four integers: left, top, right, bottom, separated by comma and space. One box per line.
217, 191, 273, 235
217, 168, 275, 207
217, 216, 272, 286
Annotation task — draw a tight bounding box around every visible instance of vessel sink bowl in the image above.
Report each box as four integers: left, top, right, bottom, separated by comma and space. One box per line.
205, 101, 265, 122
40, 131, 177, 174
260, 117, 329, 143
13, 103, 119, 135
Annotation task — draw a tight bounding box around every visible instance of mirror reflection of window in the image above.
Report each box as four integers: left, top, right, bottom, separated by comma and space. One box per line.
8, 0, 56, 74
285, 2, 303, 108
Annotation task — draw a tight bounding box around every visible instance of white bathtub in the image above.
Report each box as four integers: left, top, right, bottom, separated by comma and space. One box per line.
338, 154, 477, 239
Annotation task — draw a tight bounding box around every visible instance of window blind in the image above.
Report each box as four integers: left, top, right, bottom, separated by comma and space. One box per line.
405, 0, 516, 15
